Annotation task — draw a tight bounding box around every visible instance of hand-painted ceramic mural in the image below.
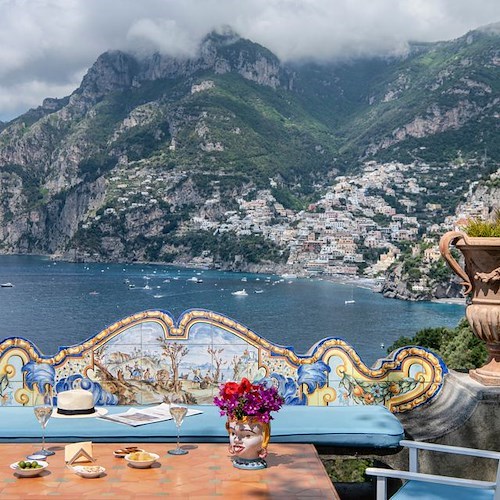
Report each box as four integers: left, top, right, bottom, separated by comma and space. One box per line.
0, 309, 447, 412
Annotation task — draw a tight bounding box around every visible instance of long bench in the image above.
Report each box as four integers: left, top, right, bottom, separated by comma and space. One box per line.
0, 308, 449, 454
0, 405, 404, 450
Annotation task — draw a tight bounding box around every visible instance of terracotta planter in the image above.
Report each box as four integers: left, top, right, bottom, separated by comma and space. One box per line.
440, 231, 500, 385
226, 417, 270, 470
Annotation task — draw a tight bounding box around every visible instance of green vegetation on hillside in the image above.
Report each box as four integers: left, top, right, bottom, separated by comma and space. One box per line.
174, 230, 289, 265
387, 319, 488, 370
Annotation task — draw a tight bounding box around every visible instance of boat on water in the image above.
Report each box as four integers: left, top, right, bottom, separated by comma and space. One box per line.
0, 283, 13, 287
241, 277, 248, 282
344, 300, 356, 305
254, 289, 264, 294
232, 289, 248, 296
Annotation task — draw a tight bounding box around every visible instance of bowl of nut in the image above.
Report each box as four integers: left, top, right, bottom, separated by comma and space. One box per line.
124, 451, 159, 469
71, 465, 106, 478
10, 460, 48, 477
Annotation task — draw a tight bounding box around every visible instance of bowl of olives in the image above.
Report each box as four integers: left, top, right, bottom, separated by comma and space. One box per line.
10, 460, 48, 477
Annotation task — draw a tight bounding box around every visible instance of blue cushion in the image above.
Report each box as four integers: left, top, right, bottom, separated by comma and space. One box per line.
0, 404, 403, 448
391, 480, 495, 500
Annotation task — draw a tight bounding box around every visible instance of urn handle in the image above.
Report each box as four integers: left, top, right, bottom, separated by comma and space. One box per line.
439, 231, 472, 294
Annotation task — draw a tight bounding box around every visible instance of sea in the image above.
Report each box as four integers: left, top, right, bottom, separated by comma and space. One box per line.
0, 255, 465, 366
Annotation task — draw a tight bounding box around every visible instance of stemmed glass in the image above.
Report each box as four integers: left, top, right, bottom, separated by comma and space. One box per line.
168, 405, 188, 455
33, 385, 54, 456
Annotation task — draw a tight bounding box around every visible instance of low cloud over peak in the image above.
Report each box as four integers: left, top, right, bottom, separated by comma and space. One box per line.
0, 0, 499, 121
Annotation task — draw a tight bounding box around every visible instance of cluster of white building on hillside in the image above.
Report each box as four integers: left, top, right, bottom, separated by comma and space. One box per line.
189, 161, 428, 276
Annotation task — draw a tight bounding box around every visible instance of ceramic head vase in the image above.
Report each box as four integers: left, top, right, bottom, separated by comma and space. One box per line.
215, 378, 283, 470
226, 417, 270, 469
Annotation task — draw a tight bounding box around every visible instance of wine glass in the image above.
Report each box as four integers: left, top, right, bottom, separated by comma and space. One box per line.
168, 405, 188, 455
33, 386, 54, 456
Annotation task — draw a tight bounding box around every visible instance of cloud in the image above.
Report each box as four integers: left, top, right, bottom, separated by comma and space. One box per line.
0, 0, 499, 121
0, 80, 77, 121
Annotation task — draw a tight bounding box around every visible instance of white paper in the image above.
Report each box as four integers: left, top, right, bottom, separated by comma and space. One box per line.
98, 403, 203, 427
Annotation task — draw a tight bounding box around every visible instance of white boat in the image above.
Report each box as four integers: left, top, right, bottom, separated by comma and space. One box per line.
232, 289, 248, 296
254, 289, 264, 294
195, 278, 203, 283
241, 277, 248, 282
187, 277, 198, 282
345, 300, 356, 304
0, 283, 13, 287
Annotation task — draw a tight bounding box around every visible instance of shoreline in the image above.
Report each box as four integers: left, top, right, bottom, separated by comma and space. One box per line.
1, 253, 463, 305
319, 274, 381, 292
431, 297, 466, 305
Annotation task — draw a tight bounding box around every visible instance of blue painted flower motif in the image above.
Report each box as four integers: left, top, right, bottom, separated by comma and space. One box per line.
297, 361, 331, 393
22, 361, 55, 393
266, 373, 306, 405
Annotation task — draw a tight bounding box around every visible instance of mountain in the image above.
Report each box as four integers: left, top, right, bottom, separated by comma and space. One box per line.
0, 27, 498, 273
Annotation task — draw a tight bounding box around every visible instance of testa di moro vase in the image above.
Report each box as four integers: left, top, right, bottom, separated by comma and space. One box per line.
226, 416, 270, 470
440, 231, 500, 385
214, 378, 283, 470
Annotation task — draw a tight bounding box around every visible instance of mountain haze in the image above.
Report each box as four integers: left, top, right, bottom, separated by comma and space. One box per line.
0, 27, 498, 272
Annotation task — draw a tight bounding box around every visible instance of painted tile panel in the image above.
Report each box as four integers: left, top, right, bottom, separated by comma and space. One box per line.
0, 310, 448, 412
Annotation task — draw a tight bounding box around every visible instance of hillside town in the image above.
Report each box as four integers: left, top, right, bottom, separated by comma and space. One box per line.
185, 159, 495, 280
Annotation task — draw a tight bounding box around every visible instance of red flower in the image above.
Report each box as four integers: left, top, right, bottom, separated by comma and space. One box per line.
237, 378, 253, 394
222, 382, 240, 398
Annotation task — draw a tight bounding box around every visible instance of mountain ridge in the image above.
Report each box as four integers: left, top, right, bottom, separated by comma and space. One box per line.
0, 27, 498, 285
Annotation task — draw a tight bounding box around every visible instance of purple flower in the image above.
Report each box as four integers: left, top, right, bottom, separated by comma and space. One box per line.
214, 378, 284, 423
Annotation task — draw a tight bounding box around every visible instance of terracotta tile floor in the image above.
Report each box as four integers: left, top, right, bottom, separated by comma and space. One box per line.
1, 443, 340, 499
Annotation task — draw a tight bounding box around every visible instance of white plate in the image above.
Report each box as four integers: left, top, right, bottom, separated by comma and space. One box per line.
10, 460, 48, 477
124, 452, 159, 468
72, 465, 105, 478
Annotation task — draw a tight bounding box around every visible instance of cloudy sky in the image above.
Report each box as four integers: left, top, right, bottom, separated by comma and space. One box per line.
1, 0, 499, 122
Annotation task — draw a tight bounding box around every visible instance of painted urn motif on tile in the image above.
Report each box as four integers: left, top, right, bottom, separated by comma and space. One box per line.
214, 378, 283, 470
440, 231, 500, 385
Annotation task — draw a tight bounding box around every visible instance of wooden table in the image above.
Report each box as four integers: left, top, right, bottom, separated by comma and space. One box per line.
0, 443, 340, 499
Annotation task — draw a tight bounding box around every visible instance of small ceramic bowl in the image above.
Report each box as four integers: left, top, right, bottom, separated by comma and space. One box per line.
124, 452, 159, 468
72, 465, 105, 478
10, 460, 48, 477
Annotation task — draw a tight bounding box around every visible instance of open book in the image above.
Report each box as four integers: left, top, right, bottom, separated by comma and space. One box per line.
98, 403, 203, 427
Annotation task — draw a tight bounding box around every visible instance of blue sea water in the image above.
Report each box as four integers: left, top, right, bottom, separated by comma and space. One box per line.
0, 255, 465, 366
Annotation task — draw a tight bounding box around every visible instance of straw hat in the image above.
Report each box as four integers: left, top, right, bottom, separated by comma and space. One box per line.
52, 389, 108, 418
